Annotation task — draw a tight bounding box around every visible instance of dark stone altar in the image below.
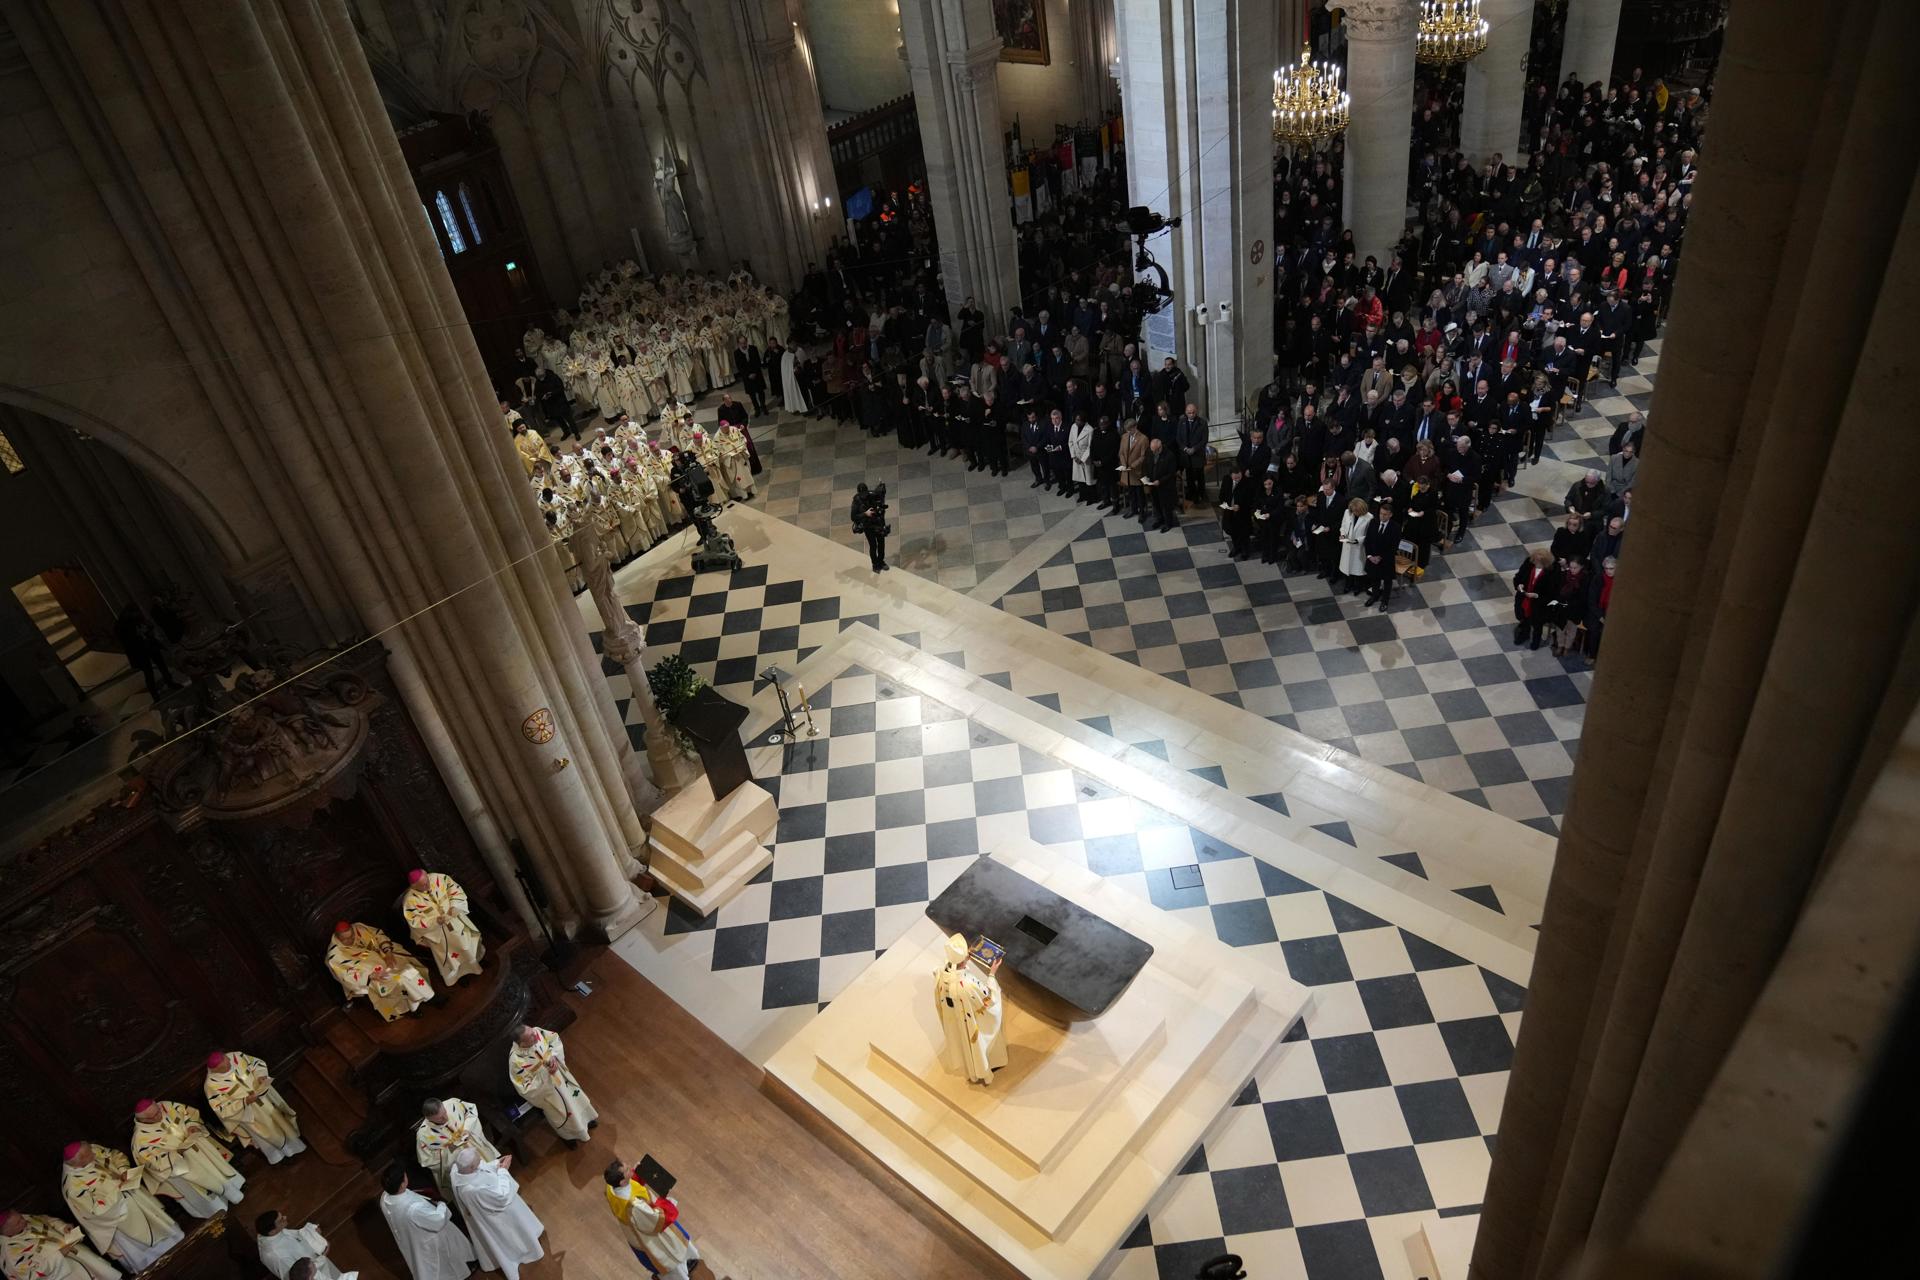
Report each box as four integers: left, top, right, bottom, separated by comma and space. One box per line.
925, 855, 1155, 1018
0, 646, 571, 1275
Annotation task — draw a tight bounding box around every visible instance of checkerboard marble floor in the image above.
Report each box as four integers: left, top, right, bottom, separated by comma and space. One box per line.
611, 650, 1525, 1280
753, 411, 1087, 592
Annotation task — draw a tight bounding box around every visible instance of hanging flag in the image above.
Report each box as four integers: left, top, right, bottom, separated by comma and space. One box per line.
1011, 166, 1034, 223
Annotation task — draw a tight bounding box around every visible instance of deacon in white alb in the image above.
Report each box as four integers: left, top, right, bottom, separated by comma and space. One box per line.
932, 933, 1007, 1085
413, 1098, 498, 1201
59, 1143, 183, 1273
602, 1159, 700, 1280
401, 870, 485, 986
129, 1099, 245, 1217
255, 1210, 357, 1280
204, 1050, 306, 1164
378, 1166, 475, 1280
1, 1209, 118, 1280
507, 1025, 598, 1146
449, 1151, 544, 1280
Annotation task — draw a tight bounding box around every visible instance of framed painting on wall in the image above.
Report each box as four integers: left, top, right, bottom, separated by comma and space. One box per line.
994, 0, 1050, 65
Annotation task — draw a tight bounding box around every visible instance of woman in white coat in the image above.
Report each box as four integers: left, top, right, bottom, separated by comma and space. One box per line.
1337, 497, 1373, 594
1067, 415, 1094, 503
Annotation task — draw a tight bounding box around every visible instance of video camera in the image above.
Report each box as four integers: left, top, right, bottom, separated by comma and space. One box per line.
1122, 205, 1180, 315
852, 482, 890, 537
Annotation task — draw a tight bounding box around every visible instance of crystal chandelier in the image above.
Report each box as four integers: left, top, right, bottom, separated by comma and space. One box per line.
1272, 46, 1349, 147
1417, 0, 1489, 65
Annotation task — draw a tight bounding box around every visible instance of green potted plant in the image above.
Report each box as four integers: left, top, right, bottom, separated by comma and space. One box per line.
645, 654, 706, 756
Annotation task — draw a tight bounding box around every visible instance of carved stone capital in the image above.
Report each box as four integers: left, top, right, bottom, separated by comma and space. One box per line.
1339, 0, 1420, 41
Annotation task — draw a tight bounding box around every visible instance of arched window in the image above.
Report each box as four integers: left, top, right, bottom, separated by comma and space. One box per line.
434, 189, 468, 253
458, 182, 485, 245
422, 202, 445, 257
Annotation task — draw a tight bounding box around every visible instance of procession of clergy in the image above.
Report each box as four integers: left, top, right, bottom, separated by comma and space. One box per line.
5, 869, 702, 1280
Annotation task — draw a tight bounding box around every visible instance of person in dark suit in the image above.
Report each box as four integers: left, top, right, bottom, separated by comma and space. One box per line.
1217, 463, 1257, 559
1309, 480, 1344, 578
732, 340, 767, 416
1090, 415, 1121, 508
1143, 436, 1180, 532
1362, 497, 1401, 609
1441, 435, 1481, 540
1155, 358, 1191, 417
1021, 406, 1048, 489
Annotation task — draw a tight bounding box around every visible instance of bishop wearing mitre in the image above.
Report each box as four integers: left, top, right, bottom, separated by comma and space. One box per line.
413, 1098, 498, 1201
205, 1051, 306, 1165
325, 921, 434, 1021
1, 1209, 118, 1280
130, 1099, 245, 1217
59, 1143, 183, 1273
933, 933, 1008, 1085
507, 1025, 598, 1146
400, 870, 484, 987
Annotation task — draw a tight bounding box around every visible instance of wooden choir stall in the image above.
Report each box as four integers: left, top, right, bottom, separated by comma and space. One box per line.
0, 647, 574, 1279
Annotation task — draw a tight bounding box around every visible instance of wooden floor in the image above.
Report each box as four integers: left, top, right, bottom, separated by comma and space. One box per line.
324, 953, 1021, 1280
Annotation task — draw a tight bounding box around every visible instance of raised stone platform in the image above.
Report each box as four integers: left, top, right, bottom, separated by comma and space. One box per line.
647, 773, 775, 917
765, 840, 1312, 1280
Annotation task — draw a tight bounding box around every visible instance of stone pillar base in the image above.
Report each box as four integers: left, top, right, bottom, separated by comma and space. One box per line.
647, 775, 777, 917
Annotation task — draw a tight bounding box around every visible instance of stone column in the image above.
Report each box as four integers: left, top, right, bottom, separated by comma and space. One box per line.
897, 0, 1022, 326
1558, 0, 1624, 87
7, 0, 652, 942
1074, 0, 1119, 123
1340, 0, 1419, 264
1114, 0, 1277, 418
1460, 0, 1533, 164
730, 0, 840, 276
569, 522, 698, 802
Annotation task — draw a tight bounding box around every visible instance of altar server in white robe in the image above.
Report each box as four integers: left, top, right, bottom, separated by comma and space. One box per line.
60, 1143, 183, 1273
255, 1211, 356, 1280
932, 933, 1008, 1085
1, 1210, 119, 1280
449, 1151, 543, 1280
414, 1099, 498, 1202
204, 1051, 306, 1164
129, 1100, 244, 1217
378, 1166, 475, 1280
401, 870, 485, 986
602, 1160, 700, 1280
507, 1025, 598, 1145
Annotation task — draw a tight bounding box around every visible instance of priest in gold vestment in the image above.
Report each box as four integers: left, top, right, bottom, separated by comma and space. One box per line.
325, 921, 434, 1021
59, 1143, 183, 1273
400, 871, 484, 987
507, 1025, 598, 1145
130, 1100, 244, 1217
1, 1209, 118, 1280
204, 1051, 306, 1165
413, 1099, 498, 1201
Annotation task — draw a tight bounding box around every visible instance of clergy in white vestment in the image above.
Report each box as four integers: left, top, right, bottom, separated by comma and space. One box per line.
378, 1166, 475, 1280
59, 1142, 184, 1273
932, 933, 1008, 1085
400, 871, 485, 986
255, 1211, 357, 1280
129, 1100, 244, 1218
449, 1151, 543, 1280
1, 1210, 119, 1280
325, 921, 434, 1021
602, 1160, 700, 1280
413, 1099, 499, 1201
779, 347, 807, 414
507, 1025, 598, 1145
204, 1051, 306, 1165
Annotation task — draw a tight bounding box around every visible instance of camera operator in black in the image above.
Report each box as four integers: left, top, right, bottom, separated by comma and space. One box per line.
851, 482, 890, 572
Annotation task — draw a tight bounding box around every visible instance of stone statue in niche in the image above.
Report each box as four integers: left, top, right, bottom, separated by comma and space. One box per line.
654, 150, 697, 263
933, 932, 1008, 1085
